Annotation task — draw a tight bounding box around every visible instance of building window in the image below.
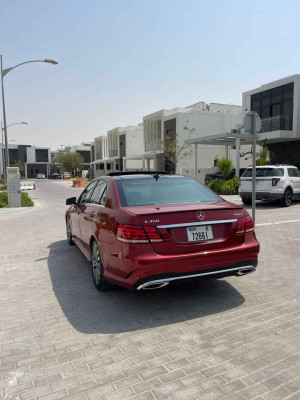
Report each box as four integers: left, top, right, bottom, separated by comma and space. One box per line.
76, 150, 91, 164
35, 149, 49, 162
251, 82, 293, 132
8, 149, 19, 165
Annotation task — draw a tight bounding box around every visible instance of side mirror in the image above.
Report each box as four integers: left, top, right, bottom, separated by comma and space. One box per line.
66, 197, 77, 205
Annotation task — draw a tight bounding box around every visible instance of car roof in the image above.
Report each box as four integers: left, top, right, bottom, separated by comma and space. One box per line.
245, 165, 297, 169
113, 174, 185, 181
94, 173, 187, 181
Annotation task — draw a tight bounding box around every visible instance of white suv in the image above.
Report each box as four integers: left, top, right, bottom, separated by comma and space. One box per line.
239, 165, 300, 207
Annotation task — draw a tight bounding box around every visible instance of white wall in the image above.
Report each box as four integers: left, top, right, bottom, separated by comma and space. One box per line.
26, 147, 36, 163
164, 110, 254, 172
26, 147, 51, 163
125, 126, 144, 169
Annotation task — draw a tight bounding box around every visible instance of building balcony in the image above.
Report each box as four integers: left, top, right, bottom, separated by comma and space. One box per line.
261, 116, 292, 133
145, 140, 161, 152
109, 149, 118, 157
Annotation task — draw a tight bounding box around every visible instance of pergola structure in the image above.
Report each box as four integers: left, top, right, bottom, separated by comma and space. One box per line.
123, 150, 163, 171
185, 132, 256, 179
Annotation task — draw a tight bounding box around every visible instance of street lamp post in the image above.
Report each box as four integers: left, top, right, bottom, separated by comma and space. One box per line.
0, 56, 58, 181
0, 55, 9, 181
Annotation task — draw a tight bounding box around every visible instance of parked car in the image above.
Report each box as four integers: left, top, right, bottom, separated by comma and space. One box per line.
239, 165, 300, 207
63, 172, 72, 179
205, 168, 246, 185
50, 172, 61, 179
36, 173, 46, 179
65, 172, 259, 291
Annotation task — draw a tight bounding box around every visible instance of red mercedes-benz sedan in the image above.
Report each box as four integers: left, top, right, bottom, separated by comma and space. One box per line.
65, 173, 259, 291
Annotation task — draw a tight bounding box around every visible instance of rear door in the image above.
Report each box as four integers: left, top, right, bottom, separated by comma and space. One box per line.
126, 202, 245, 255
288, 168, 300, 194
80, 180, 107, 253
70, 180, 98, 241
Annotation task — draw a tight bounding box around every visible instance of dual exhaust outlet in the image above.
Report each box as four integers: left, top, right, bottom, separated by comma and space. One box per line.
137, 266, 256, 290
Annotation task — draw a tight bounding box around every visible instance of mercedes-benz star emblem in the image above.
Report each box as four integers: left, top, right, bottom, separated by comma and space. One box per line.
197, 211, 205, 220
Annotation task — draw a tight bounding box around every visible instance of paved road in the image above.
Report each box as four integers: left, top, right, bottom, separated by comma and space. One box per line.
0, 180, 300, 400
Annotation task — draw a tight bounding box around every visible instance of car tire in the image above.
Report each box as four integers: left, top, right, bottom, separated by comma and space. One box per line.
66, 220, 75, 245
91, 240, 112, 291
242, 198, 252, 206
280, 188, 293, 207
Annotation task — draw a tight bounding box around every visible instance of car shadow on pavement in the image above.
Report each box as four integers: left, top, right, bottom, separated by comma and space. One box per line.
47, 240, 245, 334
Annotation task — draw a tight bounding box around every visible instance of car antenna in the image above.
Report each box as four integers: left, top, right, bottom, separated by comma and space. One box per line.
153, 172, 160, 181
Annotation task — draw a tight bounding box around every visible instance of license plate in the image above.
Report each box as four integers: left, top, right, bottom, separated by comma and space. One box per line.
186, 225, 213, 242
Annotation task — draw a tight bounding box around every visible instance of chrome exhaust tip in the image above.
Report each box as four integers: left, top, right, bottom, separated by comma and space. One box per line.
236, 268, 256, 276
137, 281, 169, 290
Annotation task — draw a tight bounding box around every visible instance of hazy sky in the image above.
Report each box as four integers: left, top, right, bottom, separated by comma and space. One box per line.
1, 0, 300, 150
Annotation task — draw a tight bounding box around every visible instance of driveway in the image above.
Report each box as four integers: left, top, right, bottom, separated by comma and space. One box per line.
0, 180, 300, 400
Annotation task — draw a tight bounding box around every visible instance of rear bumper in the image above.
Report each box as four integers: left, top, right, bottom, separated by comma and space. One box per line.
239, 191, 283, 201
134, 261, 257, 290
104, 233, 260, 290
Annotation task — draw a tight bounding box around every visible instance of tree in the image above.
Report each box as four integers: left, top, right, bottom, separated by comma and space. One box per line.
162, 127, 195, 174
55, 152, 84, 175
11, 160, 24, 173
256, 147, 270, 166
240, 139, 271, 166
216, 158, 233, 179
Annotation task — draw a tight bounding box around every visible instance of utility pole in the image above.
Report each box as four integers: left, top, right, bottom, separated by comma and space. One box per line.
1, 55, 9, 182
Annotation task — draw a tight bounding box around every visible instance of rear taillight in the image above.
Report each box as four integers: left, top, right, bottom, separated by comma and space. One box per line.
144, 226, 163, 242
236, 213, 254, 234
117, 225, 163, 243
272, 178, 280, 186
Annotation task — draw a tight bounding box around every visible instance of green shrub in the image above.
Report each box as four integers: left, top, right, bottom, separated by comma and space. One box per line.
222, 177, 240, 195
0, 185, 7, 191
0, 192, 8, 208
0, 191, 34, 207
207, 179, 224, 194
208, 177, 240, 195
21, 192, 34, 207
216, 158, 233, 179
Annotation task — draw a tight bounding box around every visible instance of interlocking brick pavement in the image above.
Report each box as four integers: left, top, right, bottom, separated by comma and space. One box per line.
0, 181, 300, 399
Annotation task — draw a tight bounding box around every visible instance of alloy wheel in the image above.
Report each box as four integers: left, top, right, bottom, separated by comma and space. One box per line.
92, 243, 102, 285
66, 222, 71, 241
66, 221, 74, 245
285, 189, 292, 206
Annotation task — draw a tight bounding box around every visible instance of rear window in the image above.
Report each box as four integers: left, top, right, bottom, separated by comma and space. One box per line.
242, 168, 284, 177
288, 168, 300, 177
116, 177, 221, 206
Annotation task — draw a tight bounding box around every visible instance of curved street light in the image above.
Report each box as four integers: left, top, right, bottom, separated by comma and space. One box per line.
0, 56, 58, 180
2, 59, 58, 77
6, 122, 28, 129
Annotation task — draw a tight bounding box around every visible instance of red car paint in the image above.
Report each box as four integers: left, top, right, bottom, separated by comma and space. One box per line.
65, 175, 259, 291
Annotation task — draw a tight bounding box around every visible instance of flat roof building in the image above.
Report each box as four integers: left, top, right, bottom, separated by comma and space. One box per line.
243, 74, 300, 167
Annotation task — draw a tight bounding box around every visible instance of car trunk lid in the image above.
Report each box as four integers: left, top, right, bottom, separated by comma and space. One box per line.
124, 201, 245, 254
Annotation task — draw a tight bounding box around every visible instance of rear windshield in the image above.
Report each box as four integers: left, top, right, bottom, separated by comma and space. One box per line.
242, 168, 284, 177
116, 177, 221, 206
